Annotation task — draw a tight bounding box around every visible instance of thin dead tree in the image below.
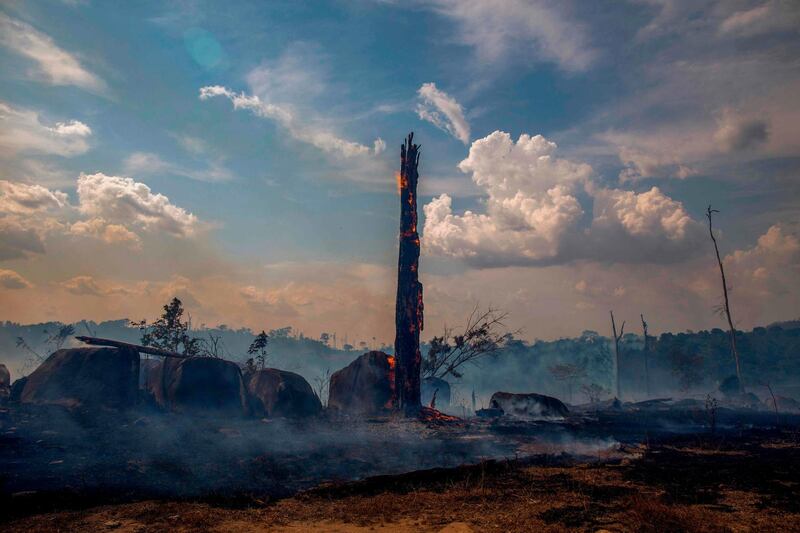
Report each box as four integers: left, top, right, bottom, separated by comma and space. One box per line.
706, 205, 744, 393
423, 307, 511, 380
641, 314, 651, 398
394, 132, 424, 416
610, 311, 625, 399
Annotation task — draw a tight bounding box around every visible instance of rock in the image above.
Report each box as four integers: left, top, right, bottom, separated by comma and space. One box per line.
489, 392, 569, 419
139, 358, 161, 389
245, 368, 321, 418
9, 376, 27, 403
422, 377, 451, 408
20, 347, 139, 409
140, 358, 164, 404
476, 407, 504, 418
0, 363, 9, 401
0, 363, 10, 388
774, 395, 800, 413
158, 357, 248, 415
328, 351, 395, 415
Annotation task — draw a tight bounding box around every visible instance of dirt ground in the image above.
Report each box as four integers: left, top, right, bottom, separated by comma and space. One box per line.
6, 429, 800, 533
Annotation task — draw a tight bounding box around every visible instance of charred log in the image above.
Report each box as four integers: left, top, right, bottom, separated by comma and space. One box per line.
75, 336, 192, 359
394, 133, 423, 416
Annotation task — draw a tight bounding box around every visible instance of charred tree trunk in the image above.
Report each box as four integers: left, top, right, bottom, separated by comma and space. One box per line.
394, 133, 423, 416
610, 311, 625, 400
706, 206, 744, 393
640, 314, 650, 398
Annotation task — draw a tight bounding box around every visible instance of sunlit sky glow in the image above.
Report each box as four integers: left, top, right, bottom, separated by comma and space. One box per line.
1, 0, 799, 344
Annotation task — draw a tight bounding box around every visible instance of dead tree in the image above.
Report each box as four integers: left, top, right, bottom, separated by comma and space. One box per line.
706, 205, 744, 393
610, 311, 625, 399
394, 132, 424, 416
423, 306, 510, 380
640, 314, 650, 398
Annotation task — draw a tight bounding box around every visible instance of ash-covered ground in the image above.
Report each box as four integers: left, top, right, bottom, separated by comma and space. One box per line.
2, 399, 797, 522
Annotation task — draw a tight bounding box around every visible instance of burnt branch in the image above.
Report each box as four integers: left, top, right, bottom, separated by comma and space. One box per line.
423, 306, 512, 380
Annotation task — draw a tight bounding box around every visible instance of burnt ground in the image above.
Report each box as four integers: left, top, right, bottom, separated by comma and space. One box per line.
2, 403, 800, 531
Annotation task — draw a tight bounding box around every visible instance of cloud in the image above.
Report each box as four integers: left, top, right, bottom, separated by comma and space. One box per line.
199, 86, 383, 158
578, 1, 800, 182
0, 13, 105, 92
714, 111, 769, 152
416, 83, 470, 144
0, 180, 67, 259
245, 43, 329, 105
0, 217, 46, 260
49, 120, 92, 137
0, 102, 93, 157
591, 186, 695, 241
726, 224, 800, 293
718, 1, 799, 36
60, 275, 130, 297
600, 110, 771, 181
173, 134, 208, 156
423, 130, 704, 267
76, 173, 199, 237
123, 151, 233, 183
424, 0, 595, 71
0, 174, 200, 260
0, 269, 33, 289
69, 218, 142, 248
0, 180, 68, 214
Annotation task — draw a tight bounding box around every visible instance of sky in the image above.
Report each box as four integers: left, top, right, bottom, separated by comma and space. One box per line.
0, 0, 799, 345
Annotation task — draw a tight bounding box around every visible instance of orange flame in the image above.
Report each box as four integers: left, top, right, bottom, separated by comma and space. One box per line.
395, 171, 403, 195
385, 355, 396, 409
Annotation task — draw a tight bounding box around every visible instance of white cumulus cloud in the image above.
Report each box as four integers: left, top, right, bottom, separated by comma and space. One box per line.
69, 217, 142, 248
422, 130, 705, 267
76, 173, 199, 237
0, 179, 68, 214
0, 102, 93, 157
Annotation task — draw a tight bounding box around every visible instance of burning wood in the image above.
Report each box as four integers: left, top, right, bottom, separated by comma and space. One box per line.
418, 406, 461, 424
394, 133, 424, 416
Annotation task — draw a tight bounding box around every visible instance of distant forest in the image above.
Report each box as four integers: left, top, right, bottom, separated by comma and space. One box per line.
2, 318, 799, 408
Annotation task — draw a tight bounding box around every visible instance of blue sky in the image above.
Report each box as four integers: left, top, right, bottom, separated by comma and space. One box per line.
1, 0, 799, 344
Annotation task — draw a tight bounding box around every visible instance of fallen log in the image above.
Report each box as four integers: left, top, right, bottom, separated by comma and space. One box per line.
74, 336, 192, 359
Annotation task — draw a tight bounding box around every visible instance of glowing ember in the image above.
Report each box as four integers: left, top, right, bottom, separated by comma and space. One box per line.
418, 406, 462, 424
395, 171, 405, 195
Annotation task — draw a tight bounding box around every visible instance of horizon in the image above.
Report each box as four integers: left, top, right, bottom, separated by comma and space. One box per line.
1, 1, 799, 346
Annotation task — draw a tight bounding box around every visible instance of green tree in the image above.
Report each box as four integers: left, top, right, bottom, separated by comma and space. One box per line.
247, 330, 269, 370
132, 297, 201, 355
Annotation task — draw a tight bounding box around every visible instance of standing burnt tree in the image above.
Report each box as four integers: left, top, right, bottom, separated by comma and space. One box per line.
640, 314, 650, 398
706, 205, 744, 393
610, 310, 625, 399
395, 132, 424, 416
